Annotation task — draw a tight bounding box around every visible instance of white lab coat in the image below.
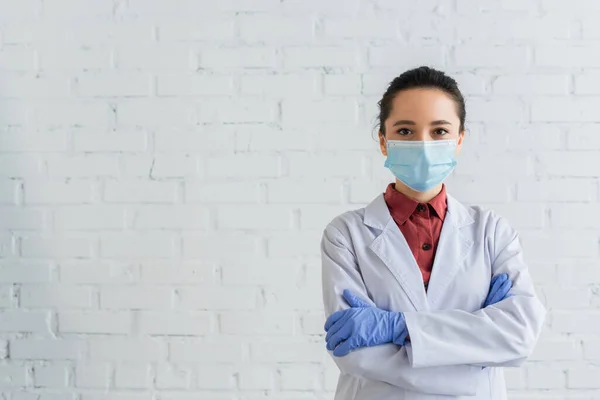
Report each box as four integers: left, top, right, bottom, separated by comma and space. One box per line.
321, 192, 546, 400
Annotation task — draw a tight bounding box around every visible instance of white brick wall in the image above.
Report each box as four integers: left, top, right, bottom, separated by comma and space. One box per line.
0, 0, 595, 398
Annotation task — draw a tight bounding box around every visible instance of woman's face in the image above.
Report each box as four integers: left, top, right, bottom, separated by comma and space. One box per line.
379, 88, 465, 156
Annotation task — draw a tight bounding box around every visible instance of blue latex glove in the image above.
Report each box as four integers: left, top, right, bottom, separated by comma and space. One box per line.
483, 273, 513, 308
324, 289, 408, 357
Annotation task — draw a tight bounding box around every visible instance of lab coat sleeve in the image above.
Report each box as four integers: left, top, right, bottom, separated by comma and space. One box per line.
403, 216, 547, 368
321, 223, 484, 396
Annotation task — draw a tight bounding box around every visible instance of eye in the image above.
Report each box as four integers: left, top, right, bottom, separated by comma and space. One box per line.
434, 128, 449, 136
397, 128, 412, 136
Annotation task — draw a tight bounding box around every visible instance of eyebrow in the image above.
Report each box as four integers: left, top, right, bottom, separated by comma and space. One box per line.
392, 120, 453, 126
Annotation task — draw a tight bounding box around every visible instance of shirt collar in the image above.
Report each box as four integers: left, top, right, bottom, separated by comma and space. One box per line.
383, 183, 448, 225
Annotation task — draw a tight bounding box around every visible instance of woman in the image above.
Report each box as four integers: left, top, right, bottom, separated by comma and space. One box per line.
321, 66, 545, 400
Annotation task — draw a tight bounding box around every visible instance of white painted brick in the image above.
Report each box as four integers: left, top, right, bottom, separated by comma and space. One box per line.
158, 19, 236, 42
0, 286, 13, 308
267, 232, 321, 258
542, 286, 592, 309
186, 181, 261, 204
183, 232, 260, 261
104, 181, 179, 203
38, 47, 111, 70
267, 180, 342, 204
504, 367, 526, 389
457, 0, 541, 12
222, 259, 301, 286
550, 204, 600, 228
116, 99, 196, 127
0, 48, 35, 70
536, 45, 600, 67
527, 365, 566, 389
0, 180, 19, 204
324, 362, 339, 391
575, 73, 600, 95
299, 205, 355, 230
156, 363, 191, 389
140, 262, 215, 284
201, 47, 277, 69
76, 73, 151, 97
134, 206, 209, 230
532, 97, 600, 122
0, 310, 48, 333
238, 126, 313, 152
455, 46, 530, 68
11, 339, 86, 360
542, 0, 600, 11
281, 0, 361, 16
21, 235, 95, 258
487, 124, 564, 151
24, 179, 95, 204
323, 18, 398, 39
35, 101, 112, 128
238, 16, 315, 44
369, 46, 445, 68
488, 203, 546, 229
0, 206, 45, 229
47, 155, 119, 178
519, 231, 597, 259
156, 126, 235, 153
567, 366, 600, 389
42, 0, 113, 17
517, 179, 596, 202
0, 0, 39, 18
0, 74, 70, 98
197, 365, 235, 390
251, 340, 324, 363
324, 74, 361, 96
566, 124, 600, 149
557, 262, 600, 285
220, 311, 294, 335
457, 16, 570, 43
116, 45, 193, 70
199, 98, 278, 124
362, 72, 396, 96
583, 340, 600, 360
553, 311, 600, 334
538, 152, 600, 177
139, 311, 212, 335
33, 364, 68, 388
80, 394, 152, 400
60, 261, 138, 284
179, 286, 258, 311
131, 155, 199, 179
467, 97, 528, 123
0, 366, 27, 388
284, 46, 358, 68
73, 130, 148, 152
100, 233, 176, 259
21, 285, 93, 308
240, 73, 320, 98
157, 74, 233, 96
89, 338, 166, 361
59, 311, 130, 334
582, 18, 600, 38
280, 364, 321, 391
300, 312, 324, 335
531, 337, 582, 361
238, 366, 274, 390
157, 395, 231, 400
207, 154, 280, 179
114, 363, 150, 389
54, 206, 127, 230
349, 181, 389, 204
123, 0, 206, 15
217, 205, 293, 230
287, 153, 364, 178
75, 363, 110, 388
170, 338, 244, 364
493, 75, 569, 95
0, 100, 33, 127
100, 286, 173, 310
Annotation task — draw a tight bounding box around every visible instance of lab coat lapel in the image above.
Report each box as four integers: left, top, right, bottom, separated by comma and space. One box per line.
364, 195, 428, 312
426, 194, 474, 308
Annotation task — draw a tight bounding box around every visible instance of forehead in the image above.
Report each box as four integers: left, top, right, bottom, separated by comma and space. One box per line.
388, 88, 459, 122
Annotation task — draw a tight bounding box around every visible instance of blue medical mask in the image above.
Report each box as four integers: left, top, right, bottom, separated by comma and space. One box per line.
384, 139, 458, 192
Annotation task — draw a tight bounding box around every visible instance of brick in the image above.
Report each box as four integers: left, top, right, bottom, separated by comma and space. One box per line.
60, 261, 138, 284
281, 0, 361, 16
100, 286, 173, 310
519, 231, 597, 259
284, 46, 358, 68
0, 366, 27, 388
487, 203, 545, 229
0, 101, 33, 126
11, 339, 86, 360
138, 312, 212, 335
536, 45, 600, 67
124, 155, 198, 179
238, 366, 274, 390
157, 74, 233, 96
72, 130, 148, 152
537, 152, 600, 177
300, 205, 356, 230
0, 48, 35, 70
552, 311, 600, 334
280, 365, 321, 391
530, 337, 582, 361
197, 366, 235, 390
300, 313, 325, 335
324, 74, 361, 96
567, 366, 600, 388
33, 364, 68, 388
237, 125, 312, 152
0, 74, 70, 98
240, 73, 320, 98
21, 235, 95, 258
267, 180, 342, 204
466, 97, 528, 123
267, 232, 321, 258
21, 285, 93, 308
493, 75, 569, 95
527, 365, 566, 389
100, 233, 176, 259
43, 0, 113, 17
183, 232, 260, 261
104, 181, 179, 203
24, 179, 95, 204
156, 363, 191, 389
75, 363, 110, 388
222, 259, 301, 286
457, 16, 571, 43
566, 124, 600, 149
198, 98, 278, 124
323, 18, 397, 39
170, 338, 244, 364
76, 73, 151, 97
59, 311, 130, 334
155, 126, 235, 153
0, 310, 48, 333
238, 16, 314, 44
186, 181, 261, 204
201, 48, 277, 69
550, 204, 600, 228
140, 262, 215, 284
89, 338, 166, 361
134, 206, 209, 230
220, 312, 294, 335
178, 286, 258, 310
116, 99, 196, 127
251, 340, 324, 363
287, 153, 364, 178
517, 179, 596, 202
47, 155, 119, 178
532, 98, 600, 122
0, 206, 45, 229
116, 44, 192, 70
206, 154, 280, 179
369, 46, 445, 68
158, 19, 235, 42
54, 206, 127, 230
217, 205, 293, 230
114, 363, 150, 389
0, 286, 12, 307
38, 47, 111, 70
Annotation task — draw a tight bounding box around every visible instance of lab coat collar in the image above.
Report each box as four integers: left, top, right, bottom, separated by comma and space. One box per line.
364, 192, 475, 311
